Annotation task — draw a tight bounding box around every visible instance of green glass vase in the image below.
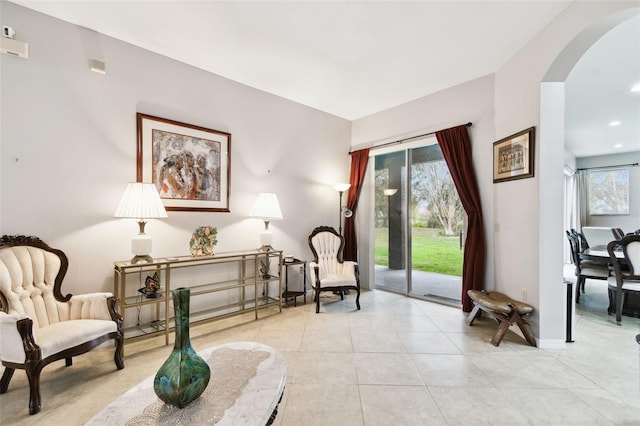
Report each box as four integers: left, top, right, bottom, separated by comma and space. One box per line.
153, 287, 211, 408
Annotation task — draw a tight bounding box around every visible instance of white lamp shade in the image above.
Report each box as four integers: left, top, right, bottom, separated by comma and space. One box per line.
114, 182, 168, 219
249, 193, 283, 220
333, 182, 351, 192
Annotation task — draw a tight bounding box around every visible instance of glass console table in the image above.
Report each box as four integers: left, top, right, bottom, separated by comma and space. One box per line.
113, 249, 283, 345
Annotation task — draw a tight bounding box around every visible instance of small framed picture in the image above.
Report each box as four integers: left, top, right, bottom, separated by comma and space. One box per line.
493, 127, 535, 183
137, 113, 231, 212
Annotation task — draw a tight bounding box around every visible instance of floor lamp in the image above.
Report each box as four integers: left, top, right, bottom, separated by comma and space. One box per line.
333, 183, 352, 235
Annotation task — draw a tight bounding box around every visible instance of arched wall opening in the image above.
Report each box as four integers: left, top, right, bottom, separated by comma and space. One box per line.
538, 7, 640, 346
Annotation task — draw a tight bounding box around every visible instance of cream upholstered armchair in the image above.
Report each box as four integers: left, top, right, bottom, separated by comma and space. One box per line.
308, 226, 361, 314
0, 235, 124, 415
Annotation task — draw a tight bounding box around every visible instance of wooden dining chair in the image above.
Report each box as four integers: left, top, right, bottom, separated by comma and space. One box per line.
570, 229, 589, 252
612, 228, 625, 240
607, 234, 640, 324
566, 231, 610, 303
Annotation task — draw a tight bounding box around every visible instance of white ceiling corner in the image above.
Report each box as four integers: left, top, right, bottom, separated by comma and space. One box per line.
9, 1, 640, 157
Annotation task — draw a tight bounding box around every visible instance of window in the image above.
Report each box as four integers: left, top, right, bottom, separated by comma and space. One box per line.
588, 169, 629, 215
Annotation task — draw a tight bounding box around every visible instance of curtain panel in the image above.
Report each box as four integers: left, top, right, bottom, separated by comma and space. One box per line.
436, 125, 486, 311
575, 170, 588, 231
343, 148, 370, 262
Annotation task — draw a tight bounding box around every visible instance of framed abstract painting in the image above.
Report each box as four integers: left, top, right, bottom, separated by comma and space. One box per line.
136, 113, 231, 212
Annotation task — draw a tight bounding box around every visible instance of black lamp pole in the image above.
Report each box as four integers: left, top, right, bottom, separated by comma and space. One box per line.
338, 190, 345, 235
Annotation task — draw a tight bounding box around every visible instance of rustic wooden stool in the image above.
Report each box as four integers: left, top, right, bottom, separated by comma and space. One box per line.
466, 290, 536, 347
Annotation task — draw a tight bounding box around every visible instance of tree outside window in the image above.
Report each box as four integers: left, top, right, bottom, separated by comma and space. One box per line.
588, 169, 629, 215
411, 161, 463, 235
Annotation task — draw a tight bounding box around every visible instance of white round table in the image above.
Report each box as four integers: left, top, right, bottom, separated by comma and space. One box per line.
86, 341, 286, 425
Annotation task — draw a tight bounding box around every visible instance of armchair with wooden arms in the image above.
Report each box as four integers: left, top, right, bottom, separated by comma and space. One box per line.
607, 234, 640, 324
0, 235, 124, 415
308, 226, 361, 314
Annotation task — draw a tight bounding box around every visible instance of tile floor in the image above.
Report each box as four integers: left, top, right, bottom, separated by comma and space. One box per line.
1, 281, 639, 425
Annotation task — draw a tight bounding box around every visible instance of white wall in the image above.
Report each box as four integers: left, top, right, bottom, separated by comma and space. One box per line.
539, 2, 639, 347
564, 150, 577, 172
351, 75, 496, 298
577, 152, 640, 232
3, 2, 639, 345
487, 0, 638, 347
0, 3, 352, 296
352, 1, 640, 347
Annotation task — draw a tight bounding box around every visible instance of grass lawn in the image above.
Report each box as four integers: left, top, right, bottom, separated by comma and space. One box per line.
375, 227, 463, 276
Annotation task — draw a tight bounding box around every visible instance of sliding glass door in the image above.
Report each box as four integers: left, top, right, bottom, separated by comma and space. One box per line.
374, 150, 407, 293
373, 138, 463, 305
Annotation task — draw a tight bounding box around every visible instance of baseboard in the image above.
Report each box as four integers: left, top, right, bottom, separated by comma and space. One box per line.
536, 338, 567, 349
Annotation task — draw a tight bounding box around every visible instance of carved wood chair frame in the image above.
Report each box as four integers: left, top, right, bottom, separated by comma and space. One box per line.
0, 235, 124, 415
308, 226, 361, 314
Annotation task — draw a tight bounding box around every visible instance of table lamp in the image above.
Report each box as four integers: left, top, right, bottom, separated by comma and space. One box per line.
249, 192, 283, 251
114, 182, 168, 263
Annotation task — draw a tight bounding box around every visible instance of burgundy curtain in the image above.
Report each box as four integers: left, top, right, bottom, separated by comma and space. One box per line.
343, 148, 370, 261
436, 125, 485, 312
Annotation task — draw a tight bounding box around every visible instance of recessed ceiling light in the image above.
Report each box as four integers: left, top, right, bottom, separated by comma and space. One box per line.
609, 121, 621, 126
631, 83, 640, 92
614, 143, 624, 149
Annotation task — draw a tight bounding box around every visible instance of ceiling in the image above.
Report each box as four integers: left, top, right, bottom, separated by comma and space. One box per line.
565, 14, 640, 158
9, 1, 640, 157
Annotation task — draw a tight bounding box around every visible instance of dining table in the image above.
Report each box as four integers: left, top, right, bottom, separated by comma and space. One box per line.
579, 244, 624, 264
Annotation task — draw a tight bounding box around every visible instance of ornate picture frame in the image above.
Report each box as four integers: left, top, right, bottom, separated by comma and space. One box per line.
136, 113, 231, 212
493, 127, 535, 183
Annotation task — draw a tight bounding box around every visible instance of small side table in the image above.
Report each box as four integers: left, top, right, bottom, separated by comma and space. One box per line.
281, 258, 307, 306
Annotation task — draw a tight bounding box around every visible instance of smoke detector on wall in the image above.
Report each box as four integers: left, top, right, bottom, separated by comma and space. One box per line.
1, 26, 29, 59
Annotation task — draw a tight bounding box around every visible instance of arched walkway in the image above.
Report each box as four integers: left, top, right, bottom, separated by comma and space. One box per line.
538, 7, 640, 345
